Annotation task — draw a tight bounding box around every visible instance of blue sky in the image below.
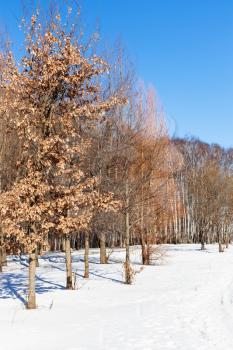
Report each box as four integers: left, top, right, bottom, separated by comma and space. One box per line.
0, 0, 233, 147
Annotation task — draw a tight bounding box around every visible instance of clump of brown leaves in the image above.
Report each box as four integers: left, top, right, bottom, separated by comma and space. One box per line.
0, 8, 126, 254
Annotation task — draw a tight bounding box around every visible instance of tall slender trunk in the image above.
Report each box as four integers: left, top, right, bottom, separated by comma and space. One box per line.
140, 231, 147, 265
84, 232, 89, 278
0, 230, 6, 267
27, 251, 36, 309
140, 147, 146, 265
164, 218, 168, 243
65, 236, 73, 289
225, 231, 229, 248
200, 227, 205, 250
62, 237, 66, 252
125, 178, 132, 284
187, 209, 190, 243
44, 233, 49, 252
218, 229, 224, 253
119, 233, 123, 248
1, 248, 7, 266
145, 230, 151, 265
100, 233, 107, 264
35, 247, 39, 267
0, 247, 2, 273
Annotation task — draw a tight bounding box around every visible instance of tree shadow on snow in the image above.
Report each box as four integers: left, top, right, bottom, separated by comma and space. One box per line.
0, 273, 28, 305
88, 270, 123, 284
45, 258, 124, 284
41, 254, 124, 284
167, 246, 214, 253
0, 271, 65, 306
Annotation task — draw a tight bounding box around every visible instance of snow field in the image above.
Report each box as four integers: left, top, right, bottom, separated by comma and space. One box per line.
1, 244, 233, 350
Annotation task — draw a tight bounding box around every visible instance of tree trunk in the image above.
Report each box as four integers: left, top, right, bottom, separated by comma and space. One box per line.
100, 232, 107, 264
27, 251, 36, 309
0, 247, 2, 273
84, 232, 89, 278
35, 247, 39, 267
218, 230, 224, 253
0, 230, 6, 267
200, 231, 205, 250
119, 233, 123, 248
65, 236, 73, 289
1, 247, 7, 266
219, 242, 224, 253
226, 233, 229, 248
62, 237, 66, 252
140, 232, 147, 265
140, 149, 146, 265
145, 230, 151, 265
125, 179, 132, 284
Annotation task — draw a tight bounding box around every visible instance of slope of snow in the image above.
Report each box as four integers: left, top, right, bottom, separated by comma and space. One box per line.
1, 244, 233, 350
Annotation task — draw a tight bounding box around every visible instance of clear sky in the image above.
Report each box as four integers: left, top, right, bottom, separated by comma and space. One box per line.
0, 0, 233, 147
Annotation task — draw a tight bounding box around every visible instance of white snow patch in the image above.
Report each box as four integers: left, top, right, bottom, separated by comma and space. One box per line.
1, 244, 233, 350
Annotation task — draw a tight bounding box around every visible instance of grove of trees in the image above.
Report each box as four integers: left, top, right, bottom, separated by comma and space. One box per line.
0, 4, 233, 309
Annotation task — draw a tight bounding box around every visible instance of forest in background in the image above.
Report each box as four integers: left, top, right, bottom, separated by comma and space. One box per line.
0, 2, 233, 309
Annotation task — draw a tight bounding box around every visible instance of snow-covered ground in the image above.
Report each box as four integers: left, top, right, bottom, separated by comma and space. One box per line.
1, 244, 233, 350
